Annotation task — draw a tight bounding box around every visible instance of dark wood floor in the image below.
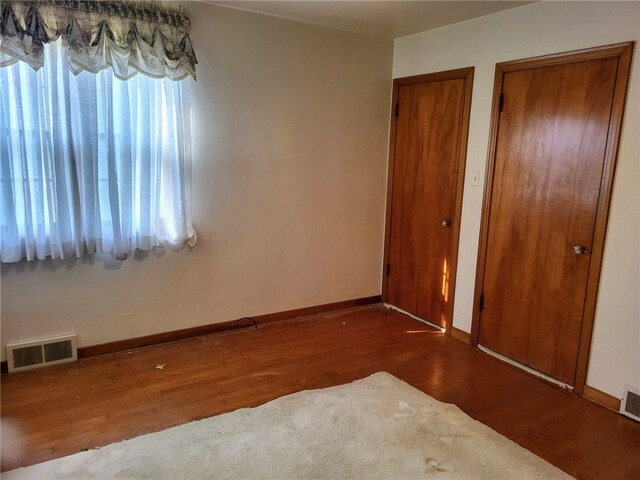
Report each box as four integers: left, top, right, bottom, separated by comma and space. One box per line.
2, 305, 639, 478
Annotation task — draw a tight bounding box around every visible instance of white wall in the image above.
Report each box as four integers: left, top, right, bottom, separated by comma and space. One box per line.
0, 3, 393, 359
394, 1, 640, 398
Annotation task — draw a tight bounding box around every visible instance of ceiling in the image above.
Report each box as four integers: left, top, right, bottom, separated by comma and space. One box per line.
206, 1, 535, 39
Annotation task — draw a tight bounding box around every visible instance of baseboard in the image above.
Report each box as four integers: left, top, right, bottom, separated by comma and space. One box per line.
77, 296, 381, 359
450, 326, 471, 344
583, 385, 621, 412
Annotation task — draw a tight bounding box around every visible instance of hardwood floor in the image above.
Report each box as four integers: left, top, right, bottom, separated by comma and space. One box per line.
2, 305, 639, 478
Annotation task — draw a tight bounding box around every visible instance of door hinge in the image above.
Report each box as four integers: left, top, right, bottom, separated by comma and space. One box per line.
395, 102, 399, 118
498, 94, 504, 113
479, 294, 484, 311
386, 263, 391, 276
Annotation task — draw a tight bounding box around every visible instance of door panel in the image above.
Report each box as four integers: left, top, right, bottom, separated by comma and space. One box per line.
387, 76, 467, 327
478, 58, 618, 384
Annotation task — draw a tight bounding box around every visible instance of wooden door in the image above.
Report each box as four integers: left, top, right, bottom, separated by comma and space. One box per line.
384, 69, 473, 329
475, 44, 634, 386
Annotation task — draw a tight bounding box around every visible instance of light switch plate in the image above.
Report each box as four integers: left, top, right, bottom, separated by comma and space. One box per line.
471, 171, 480, 187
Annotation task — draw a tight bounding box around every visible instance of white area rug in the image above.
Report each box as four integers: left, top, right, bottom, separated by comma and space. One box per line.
4, 372, 572, 479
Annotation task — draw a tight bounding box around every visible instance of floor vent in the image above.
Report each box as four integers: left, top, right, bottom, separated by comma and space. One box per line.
621, 384, 640, 422
6, 334, 77, 373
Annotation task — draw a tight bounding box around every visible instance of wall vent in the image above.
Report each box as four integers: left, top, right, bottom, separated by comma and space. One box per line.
6, 334, 77, 373
620, 383, 640, 422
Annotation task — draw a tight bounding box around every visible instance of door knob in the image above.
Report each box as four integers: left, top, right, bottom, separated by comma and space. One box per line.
572, 245, 588, 255
441, 219, 451, 227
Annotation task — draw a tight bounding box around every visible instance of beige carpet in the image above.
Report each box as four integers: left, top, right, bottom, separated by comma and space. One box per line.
4, 372, 573, 479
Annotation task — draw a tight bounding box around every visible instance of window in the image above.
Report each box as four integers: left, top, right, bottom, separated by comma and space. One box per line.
0, 3, 197, 263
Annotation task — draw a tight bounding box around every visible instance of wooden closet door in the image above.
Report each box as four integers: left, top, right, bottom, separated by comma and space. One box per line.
478, 57, 619, 384
385, 69, 472, 329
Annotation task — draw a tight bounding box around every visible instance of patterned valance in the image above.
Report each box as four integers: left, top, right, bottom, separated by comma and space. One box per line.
0, 1, 197, 80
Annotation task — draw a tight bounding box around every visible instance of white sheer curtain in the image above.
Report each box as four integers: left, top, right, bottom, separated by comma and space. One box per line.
0, 40, 196, 262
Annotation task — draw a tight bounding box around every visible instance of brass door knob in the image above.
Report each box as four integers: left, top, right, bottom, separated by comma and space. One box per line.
572, 245, 588, 255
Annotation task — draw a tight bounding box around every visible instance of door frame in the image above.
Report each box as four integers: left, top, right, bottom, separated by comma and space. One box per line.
470, 42, 634, 395
381, 67, 474, 334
